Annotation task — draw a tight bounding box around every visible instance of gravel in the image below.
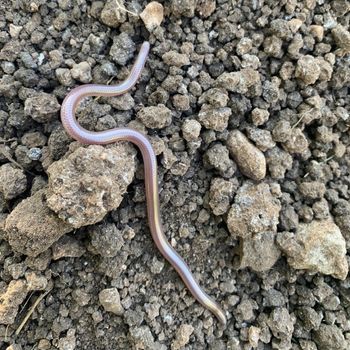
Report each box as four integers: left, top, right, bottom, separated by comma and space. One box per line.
0, 0, 349, 349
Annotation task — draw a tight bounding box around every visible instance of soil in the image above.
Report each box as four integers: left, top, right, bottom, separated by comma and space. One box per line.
0, 0, 350, 349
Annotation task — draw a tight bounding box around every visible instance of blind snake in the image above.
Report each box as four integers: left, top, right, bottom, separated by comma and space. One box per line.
60, 41, 226, 325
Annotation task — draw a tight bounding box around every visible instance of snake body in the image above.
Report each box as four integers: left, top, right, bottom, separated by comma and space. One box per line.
60, 41, 226, 325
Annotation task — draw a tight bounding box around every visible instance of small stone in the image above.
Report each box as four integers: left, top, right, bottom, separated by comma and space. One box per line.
110, 33, 135, 66
216, 68, 262, 97
0, 280, 28, 325
0, 164, 27, 200
5, 189, 73, 256
264, 36, 283, 58
72, 289, 91, 306
198, 88, 229, 107
71, 62, 92, 83
296, 307, 322, 331
137, 105, 172, 129
56, 68, 74, 87
309, 25, 324, 42
251, 108, 269, 126
209, 178, 236, 216
27, 147, 42, 161
100, 0, 127, 27
196, 0, 216, 17
140, 2, 164, 32
24, 92, 60, 123
172, 94, 190, 111
288, 18, 303, 33
227, 183, 281, 238
266, 147, 293, 179
52, 236, 86, 260
9, 24, 22, 38
236, 37, 253, 56
267, 308, 295, 345
182, 119, 201, 141
58, 329, 76, 350
295, 55, 321, 85
313, 324, 346, 350
248, 326, 261, 348
162, 51, 190, 67
239, 231, 281, 272
332, 24, 350, 55
171, 0, 197, 17
245, 127, 276, 152
171, 324, 194, 350
204, 143, 236, 178
198, 104, 231, 132
226, 130, 266, 181
129, 326, 157, 349
277, 218, 348, 280
282, 128, 309, 155
47, 144, 136, 228
99, 288, 124, 315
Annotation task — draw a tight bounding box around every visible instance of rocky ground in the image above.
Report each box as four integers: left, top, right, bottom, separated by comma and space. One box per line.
0, 0, 350, 349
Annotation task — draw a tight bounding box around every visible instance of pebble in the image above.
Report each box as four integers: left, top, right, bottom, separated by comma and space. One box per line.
58, 329, 76, 350
299, 181, 326, 199
140, 2, 164, 32
277, 218, 348, 280
0, 164, 27, 200
71, 62, 92, 83
227, 182, 281, 238
209, 178, 236, 216
282, 128, 309, 155
313, 324, 346, 350
198, 104, 231, 132
295, 55, 321, 85
267, 308, 295, 348
215, 68, 262, 96
204, 143, 236, 178
239, 231, 281, 272
99, 288, 124, 315
181, 119, 201, 142
265, 147, 293, 179
25, 271, 48, 291
100, 0, 126, 27
332, 24, 350, 55
137, 105, 172, 129
251, 108, 269, 126
24, 92, 60, 123
162, 51, 190, 67
56, 68, 74, 86
226, 130, 266, 181
171, 324, 194, 350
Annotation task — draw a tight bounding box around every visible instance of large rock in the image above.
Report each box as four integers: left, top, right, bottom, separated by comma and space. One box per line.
277, 218, 348, 280
5, 189, 73, 256
47, 144, 136, 228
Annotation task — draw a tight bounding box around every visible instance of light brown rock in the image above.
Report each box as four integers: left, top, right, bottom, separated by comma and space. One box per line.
0, 280, 28, 325
277, 218, 348, 280
140, 2, 164, 32
239, 231, 281, 272
47, 144, 136, 228
227, 182, 281, 238
226, 130, 266, 181
5, 189, 73, 256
